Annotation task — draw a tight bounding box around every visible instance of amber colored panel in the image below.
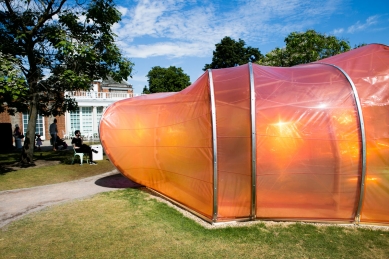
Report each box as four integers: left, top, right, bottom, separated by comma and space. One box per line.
217, 137, 251, 175
212, 65, 252, 219
257, 173, 359, 220
217, 172, 251, 218
123, 168, 213, 218
253, 63, 361, 221
100, 44, 389, 224
100, 73, 213, 219
323, 44, 389, 224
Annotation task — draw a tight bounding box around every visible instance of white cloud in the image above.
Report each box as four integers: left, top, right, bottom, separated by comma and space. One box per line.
347, 15, 379, 33
332, 28, 344, 35
116, 6, 128, 16
115, 0, 183, 41
122, 41, 210, 58
114, 0, 345, 59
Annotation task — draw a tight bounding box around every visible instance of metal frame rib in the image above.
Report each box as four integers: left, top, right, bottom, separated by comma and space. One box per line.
249, 63, 257, 219
317, 62, 367, 224
208, 69, 218, 222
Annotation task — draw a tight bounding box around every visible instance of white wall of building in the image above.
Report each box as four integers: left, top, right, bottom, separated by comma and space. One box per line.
63, 91, 142, 138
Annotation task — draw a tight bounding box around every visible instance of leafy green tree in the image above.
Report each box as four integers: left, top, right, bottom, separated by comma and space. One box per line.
354, 43, 367, 49
0, 52, 28, 115
142, 85, 151, 94
259, 30, 350, 67
145, 66, 190, 93
203, 36, 263, 70
259, 47, 289, 67
0, 0, 133, 164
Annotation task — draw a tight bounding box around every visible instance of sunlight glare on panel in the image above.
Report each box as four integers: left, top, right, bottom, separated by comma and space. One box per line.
349, 177, 379, 182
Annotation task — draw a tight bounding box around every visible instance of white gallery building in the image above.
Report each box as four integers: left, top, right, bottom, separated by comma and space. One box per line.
63, 78, 142, 139
0, 78, 141, 145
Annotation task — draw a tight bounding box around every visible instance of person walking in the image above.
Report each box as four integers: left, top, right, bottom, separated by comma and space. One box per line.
49, 119, 58, 151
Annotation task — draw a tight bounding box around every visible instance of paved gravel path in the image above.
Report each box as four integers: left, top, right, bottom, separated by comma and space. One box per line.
2, 169, 388, 231
0, 170, 142, 228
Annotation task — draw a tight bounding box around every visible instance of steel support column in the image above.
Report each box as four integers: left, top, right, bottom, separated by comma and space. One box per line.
208, 69, 218, 222
249, 63, 257, 220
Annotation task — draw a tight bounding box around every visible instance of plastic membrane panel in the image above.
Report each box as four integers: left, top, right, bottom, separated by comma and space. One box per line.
100, 44, 389, 225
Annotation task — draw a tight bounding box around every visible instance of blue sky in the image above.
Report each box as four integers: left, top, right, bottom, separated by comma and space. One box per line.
112, 0, 389, 93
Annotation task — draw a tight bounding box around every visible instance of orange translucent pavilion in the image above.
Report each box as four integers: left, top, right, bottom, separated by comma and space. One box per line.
100, 44, 389, 225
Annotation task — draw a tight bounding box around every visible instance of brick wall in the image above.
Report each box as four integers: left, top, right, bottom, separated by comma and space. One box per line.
0, 112, 11, 123
0, 113, 22, 133
0, 113, 22, 145
57, 116, 65, 138
1, 113, 65, 138
45, 116, 65, 138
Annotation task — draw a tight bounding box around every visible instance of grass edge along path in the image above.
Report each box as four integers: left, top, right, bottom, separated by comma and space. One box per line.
1, 188, 389, 259
0, 150, 116, 191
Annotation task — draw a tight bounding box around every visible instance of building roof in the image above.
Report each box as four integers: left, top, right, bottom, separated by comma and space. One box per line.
101, 77, 132, 89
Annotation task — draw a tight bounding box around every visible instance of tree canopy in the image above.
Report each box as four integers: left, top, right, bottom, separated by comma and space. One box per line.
203, 36, 263, 70
259, 30, 351, 67
0, 52, 28, 114
144, 66, 191, 94
0, 0, 133, 163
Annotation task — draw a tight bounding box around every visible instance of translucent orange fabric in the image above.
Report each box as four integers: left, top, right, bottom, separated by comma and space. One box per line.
212, 65, 252, 219
99, 44, 389, 224
254, 64, 360, 222
100, 73, 214, 218
321, 44, 389, 225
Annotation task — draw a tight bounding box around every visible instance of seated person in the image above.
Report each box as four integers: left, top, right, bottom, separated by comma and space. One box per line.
71, 130, 98, 165
55, 135, 68, 150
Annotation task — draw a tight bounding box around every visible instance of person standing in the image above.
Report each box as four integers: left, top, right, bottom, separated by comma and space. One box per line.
49, 118, 58, 151
13, 124, 21, 138
13, 124, 22, 149
71, 130, 98, 165
35, 134, 42, 151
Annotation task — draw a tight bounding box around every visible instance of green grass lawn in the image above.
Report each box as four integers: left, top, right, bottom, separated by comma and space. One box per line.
1, 188, 389, 258
0, 148, 116, 191
1, 149, 389, 258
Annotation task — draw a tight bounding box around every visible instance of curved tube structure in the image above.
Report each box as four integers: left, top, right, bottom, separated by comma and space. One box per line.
100, 44, 389, 225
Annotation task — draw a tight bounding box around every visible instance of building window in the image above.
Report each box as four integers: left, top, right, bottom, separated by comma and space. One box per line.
70, 107, 95, 134
22, 113, 45, 139
82, 107, 93, 133
70, 108, 80, 134
97, 106, 104, 125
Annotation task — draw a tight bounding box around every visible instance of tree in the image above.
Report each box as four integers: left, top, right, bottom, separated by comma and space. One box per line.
0, 0, 133, 164
0, 52, 28, 115
203, 36, 263, 70
259, 30, 350, 67
144, 66, 191, 94
142, 85, 150, 94
354, 43, 367, 49
258, 47, 289, 67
